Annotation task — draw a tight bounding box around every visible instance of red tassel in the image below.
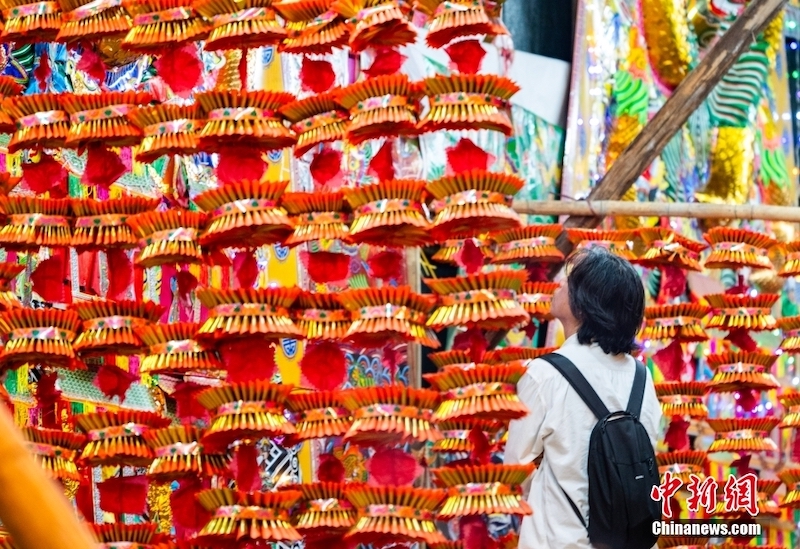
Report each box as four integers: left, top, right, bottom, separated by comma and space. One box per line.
446, 138, 492, 175
82, 144, 126, 189
171, 477, 211, 540
652, 340, 684, 381
216, 145, 266, 185
238, 48, 249, 89
219, 338, 277, 383
35, 372, 62, 429
230, 443, 261, 492
730, 454, 755, 478
460, 516, 494, 549
368, 249, 403, 281
154, 44, 202, 97
525, 263, 550, 282
74, 470, 95, 521
76, 45, 107, 85
658, 266, 687, 303
98, 475, 149, 515
368, 140, 395, 181
301, 340, 347, 391
303, 251, 350, 284
22, 153, 67, 197
233, 251, 259, 289
381, 343, 399, 382
363, 48, 406, 78
175, 269, 197, 300
106, 248, 132, 300
445, 40, 486, 74
32, 251, 70, 303
452, 326, 487, 364
367, 447, 422, 487
300, 58, 336, 93
309, 146, 343, 189
726, 274, 749, 296
33, 50, 50, 93
736, 389, 759, 413
725, 328, 758, 352
93, 364, 138, 401
317, 454, 345, 483
469, 426, 492, 465
664, 416, 690, 451
454, 238, 485, 274
172, 382, 210, 425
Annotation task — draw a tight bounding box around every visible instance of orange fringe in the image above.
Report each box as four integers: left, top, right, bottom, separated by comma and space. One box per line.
425, 270, 529, 331
433, 237, 494, 265
333, 0, 416, 52
426, 169, 523, 241
273, 0, 349, 55
483, 346, 558, 364
432, 464, 534, 519
293, 290, 351, 340
779, 390, 800, 428
656, 450, 707, 484
195, 0, 286, 51
779, 467, 800, 508
418, 75, 518, 135
0, 0, 62, 43
21, 427, 85, 483
0, 308, 82, 371
72, 299, 163, 357
337, 286, 439, 347
282, 191, 351, 246
706, 418, 779, 453
424, 0, 494, 48
143, 425, 205, 481
341, 385, 441, 446
89, 523, 158, 545
121, 0, 210, 52
565, 228, 637, 261
703, 226, 776, 271
343, 485, 446, 545
127, 104, 202, 163
432, 419, 502, 453
288, 481, 356, 535
62, 91, 152, 148
72, 197, 159, 249
280, 92, 349, 157
57, 0, 132, 42
136, 321, 222, 376
654, 381, 708, 418
3, 93, 69, 152
641, 303, 710, 342
195, 180, 293, 250
286, 390, 353, 443
490, 225, 564, 264
518, 281, 558, 320
778, 315, 800, 352
703, 293, 778, 331
0, 76, 24, 133
343, 179, 431, 247
126, 209, 207, 268
74, 410, 170, 467
0, 197, 72, 250
635, 227, 706, 272
196, 287, 302, 340
335, 74, 419, 145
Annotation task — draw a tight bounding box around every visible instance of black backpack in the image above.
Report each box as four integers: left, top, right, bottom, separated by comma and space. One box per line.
539, 353, 661, 549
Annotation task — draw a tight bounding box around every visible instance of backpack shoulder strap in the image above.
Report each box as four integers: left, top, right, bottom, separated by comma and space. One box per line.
626, 360, 647, 417
539, 353, 610, 420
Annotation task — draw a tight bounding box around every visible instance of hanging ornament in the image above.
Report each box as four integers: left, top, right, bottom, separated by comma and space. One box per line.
0, 308, 82, 372
280, 92, 349, 157
417, 75, 517, 135
75, 410, 170, 467
197, 287, 302, 341
336, 74, 419, 145
343, 179, 431, 247
63, 91, 152, 149
121, 0, 209, 51
706, 351, 779, 393
433, 463, 534, 519
657, 450, 708, 484
3, 94, 69, 152
490, 225, 564, 265
143, 425, 206, 482
425, 362, 528, 421
195, 180, 293, 250
427, 170, 523, 241
565, 229, 637, 261
333, 0, 415, 52
517, 281, 558, 321
194, 488, 303, 545
641, 303, 710, 342
343, 485, 446, 545
287, 390, 352, 443
419, 0, 495, 48
72, 197, 159, 249
654, 382, 708, 418
282, 190, 350, 245
286, 481, 356, 540
433, 237, 494, 265
778, 316, 800, 353
0, 197, 72, 250
703, 293, 778, 331
483, 346, 559, 363
196, 89, 297, 151
273, 0, 349, 54
126, 210, 207, 268
127, 104, 202, 163
293, 290, 351, 340
0, 0, 63, 42
72, 299, 162, 357
337, 286, 439, 348
432, 420, 502, 454
20, 427, 85, 484
425, 270, 529, 330
195, 0, 286, 51
779, 468, 800, 509
703, 227, 776, 270
706, 418, 780, 453
341, 385, 441, 446
635, 227, 707, 272
197, 381, 295, 448
57, 0, 131, 42
136, 322, 222, 376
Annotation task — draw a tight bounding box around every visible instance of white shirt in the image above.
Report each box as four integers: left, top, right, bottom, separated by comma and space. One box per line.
504, 334, 663, 549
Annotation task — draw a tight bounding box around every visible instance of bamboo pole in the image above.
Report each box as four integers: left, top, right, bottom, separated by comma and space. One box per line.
513, 200, 800, 223
0, 407, 95, 549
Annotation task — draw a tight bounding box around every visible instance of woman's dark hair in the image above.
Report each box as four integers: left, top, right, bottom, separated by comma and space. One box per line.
565, 246, 645, 355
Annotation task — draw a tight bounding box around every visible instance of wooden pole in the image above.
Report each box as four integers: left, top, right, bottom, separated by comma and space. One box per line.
513, 200, 800, 222
0, 407, 95, 549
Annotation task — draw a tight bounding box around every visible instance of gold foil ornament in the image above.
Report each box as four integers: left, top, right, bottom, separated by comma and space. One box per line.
74, 410, 171, 467
194, 0, 286, 51
0, 0, 63, 42
703, 226, 776, 270
126, 210, 207, 268
144, 425, 205, 481
706, 418, 779, 453
197, 287, 303, 341
703, 293, 778, 331
0, 308, 82, 372
121, 0, 210, 52
272, 0, 349, 54
293, 290, 351, 340
705, 351, 779, 393
286, 390, 353, 443
71, 197, 159, 249
640, 0, 693, 89
657, 450, 707, 484
136, 321, 222, 376
336, 74, 419, 144
286, 481, 356, 537
654, 381, 708, 418
490, 224, 564, 265
432, 463, 534, 519
72, 299, 163, 357
3, 93, 69, 152
641, 303, 710, 342
282, 191, 351, 246
280, 92, 349, 157
126, 104, 202, 163
635, 227, 707, 272
57, 0, 132, 42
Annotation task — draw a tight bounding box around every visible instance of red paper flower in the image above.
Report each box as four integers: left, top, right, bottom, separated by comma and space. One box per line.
300, 59, 336, 93
82, 144, 127, 189
455, 238, 485, 274
219, 338, 277, 383
233, 251, 259, 289
368, 140, 395, 181
309, 147, 343, 189
663, 416, 690, 451
154, 44, 202, 98
446, 138, 492, 174
363, 48, 407, 78
33, 50, 50, 92
652, 340, 684, 381
368, 249, 403, 280
445, 40, 487, 74
76, 46, 107, 85
94, 364, 138, 401
230, 444, 261, 492
22, 153, 67, 197
301, 340, 347, 391
106, 248, 132, 300
317, 453, 345, 482
98, 475, 149, 515
452, 326, 487, 364
367, 447, 422, 487
216, 145, 266, 184
31, 251, 70, 303
172, 382, 211, 425
303, 250, 350, 284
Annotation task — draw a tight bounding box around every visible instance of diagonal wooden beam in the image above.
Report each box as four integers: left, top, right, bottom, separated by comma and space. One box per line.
486, 0, 789, 349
